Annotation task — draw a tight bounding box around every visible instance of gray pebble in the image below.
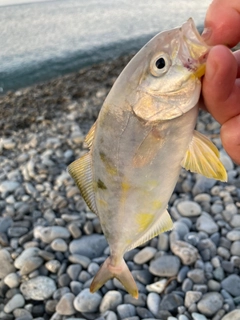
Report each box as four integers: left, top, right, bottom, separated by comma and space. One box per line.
197, 292, 223, 317
53, 287, 70, 300
146, 292, 160, 316
173, 221, 189, 239
74, 288, 101, 312
230, 240, 240, 256
0, 249, 16, 278
177, 201, 201, 217
45, 260, 61, 273
149, 255, 180, 277
34, 226, 70, 243
69, 254, 91, 268
196, 213, 219, 234
0, 180, 20, 193
185, 291, 202, 308
116, 304, 136, 319
136, 306, 153, 318
124, 293, 146, 307
68, 223, 82, 239
56, 292, 75, 315
51, 238, 68, 252
187, 269, 205, 284
104, 310, 118, 320
213, 267, 225, 282
100, 290, 122, 313
14, 247, 40, 269
192, 312, 208, 320
0, 217, 13, 233
227, 230, 240, 241
88, 262, 100, 276
20, 257, 43, 275
159, 293, 183, 312
208, 279, 221, 292
133, 247, 156, 264
230, 215, 240, 228
4, 293, 25, 313
182, 278, 193, 292
67, 264, 82, 281
20, 276, 56, 300
193, 176, 216, 195
69, 235, 107, 259
171, 240, 198, 265
221, 274, 240, 296
157, 233, 169, 251
70, 280, 83, 295
220, 153, 234, 171
222, 309, 240, 320
177, 266, 189, 283
217, 247, 230, 260
4, 273, 20, 288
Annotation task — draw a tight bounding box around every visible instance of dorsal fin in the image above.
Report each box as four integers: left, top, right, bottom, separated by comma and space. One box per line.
85, 121, 97, 148
68, 152, 98, 214
181, 130, 227, 182
126, 209, 173, 251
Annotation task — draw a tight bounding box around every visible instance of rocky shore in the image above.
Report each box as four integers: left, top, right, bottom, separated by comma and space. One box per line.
0, 54, 240, 320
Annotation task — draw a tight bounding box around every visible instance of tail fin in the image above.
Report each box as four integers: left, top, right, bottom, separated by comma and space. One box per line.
90, 257, 138, 299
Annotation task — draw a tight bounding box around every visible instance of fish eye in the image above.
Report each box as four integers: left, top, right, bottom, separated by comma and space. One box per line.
150, 53, 171, 77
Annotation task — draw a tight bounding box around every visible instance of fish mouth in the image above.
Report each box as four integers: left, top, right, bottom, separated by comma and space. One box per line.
179, 18, 210, 79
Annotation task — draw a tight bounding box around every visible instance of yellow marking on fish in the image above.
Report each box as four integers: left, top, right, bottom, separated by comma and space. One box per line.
121, 181, 131, 193
152, 200, 162, 210
136, 213, 154, 232
98, 198, 107, 208
193, 63, 206, 79
99, 152, 118, 176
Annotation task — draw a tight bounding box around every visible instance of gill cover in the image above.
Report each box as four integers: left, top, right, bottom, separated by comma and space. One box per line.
132, 18, 209, 122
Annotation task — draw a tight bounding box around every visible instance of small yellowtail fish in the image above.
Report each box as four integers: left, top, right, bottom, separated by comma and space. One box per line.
68, 18, 227, 299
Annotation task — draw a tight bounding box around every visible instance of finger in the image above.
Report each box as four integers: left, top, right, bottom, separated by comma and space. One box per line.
221, 115, 240, 165
202, 0, 240, 47
202, 45, 240, 124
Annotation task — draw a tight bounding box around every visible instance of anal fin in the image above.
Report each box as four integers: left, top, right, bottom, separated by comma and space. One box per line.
181, 130, 227, 182
126, 209, 173, 251
68, 152, 98, 214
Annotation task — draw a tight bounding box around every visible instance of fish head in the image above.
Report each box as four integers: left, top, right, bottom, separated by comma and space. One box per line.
129, 18, 210, 122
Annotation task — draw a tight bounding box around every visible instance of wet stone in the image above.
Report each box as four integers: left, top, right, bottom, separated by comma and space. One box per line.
0, 249, 16, 279
159, 293, 183, 312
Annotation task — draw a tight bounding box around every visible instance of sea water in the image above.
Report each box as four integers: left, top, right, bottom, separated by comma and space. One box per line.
0, 0, 211, 92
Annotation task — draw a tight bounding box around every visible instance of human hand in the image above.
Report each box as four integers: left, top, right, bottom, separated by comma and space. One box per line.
201, 0, 240, 165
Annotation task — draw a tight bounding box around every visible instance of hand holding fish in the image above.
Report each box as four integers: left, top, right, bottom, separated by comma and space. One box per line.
202, 0, 240, 165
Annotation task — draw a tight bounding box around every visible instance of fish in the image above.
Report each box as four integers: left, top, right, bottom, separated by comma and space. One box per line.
68, 18, 227, 299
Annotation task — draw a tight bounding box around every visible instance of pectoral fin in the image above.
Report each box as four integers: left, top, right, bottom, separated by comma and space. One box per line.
181, 130, 227, 182
68, 153, 98, 214
126, 209, 173, 251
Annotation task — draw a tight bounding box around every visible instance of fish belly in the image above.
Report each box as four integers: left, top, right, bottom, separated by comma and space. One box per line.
92, 105, 198, 255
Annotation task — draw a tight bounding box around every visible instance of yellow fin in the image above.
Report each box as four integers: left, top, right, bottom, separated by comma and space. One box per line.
85, 121, 97, 148
181, 130, 227, 182
126, 209, 173, 251
68, 152, 98, 214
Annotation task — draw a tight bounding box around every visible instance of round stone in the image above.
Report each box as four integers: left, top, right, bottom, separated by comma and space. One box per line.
187, 269, 206, 284
20, 276, 56, 300
100, 290, 122, 313
116, 304, 136, 318
45, 260, 61, 273
196, 214, 218, 234
14, 247, 40, 269
4, 273, 20, 288
20, 257, 43, 275
227, 230, 240, 241
170, 240, 198, 265
0, 181, 20, 193
56, 292, 75, 315
185, 291, 202, 308
149, 255, 180, 277
69, 235, 107, 259
51, 238, 68, 252
34, 226, 70, 243
177, 201, 201, 217
197, 292, 223, 317
230, 215, 240, 228
222, 310, 240, 320
0, 249, 16, 278
230, 241, 240, 256
74, 288, 101, 312
4, 294, 25, 313
221, 274, 240, 297
147, 292, 160, 316
133, 247, 156, 264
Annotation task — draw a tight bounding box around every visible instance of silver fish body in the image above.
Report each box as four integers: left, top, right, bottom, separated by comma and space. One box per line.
68, 18, 227, 298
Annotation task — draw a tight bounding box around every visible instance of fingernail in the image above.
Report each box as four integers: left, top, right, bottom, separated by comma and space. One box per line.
201, 27, 212, 42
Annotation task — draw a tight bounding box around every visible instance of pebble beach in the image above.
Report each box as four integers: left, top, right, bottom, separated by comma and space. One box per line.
0, 54, 240, 320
